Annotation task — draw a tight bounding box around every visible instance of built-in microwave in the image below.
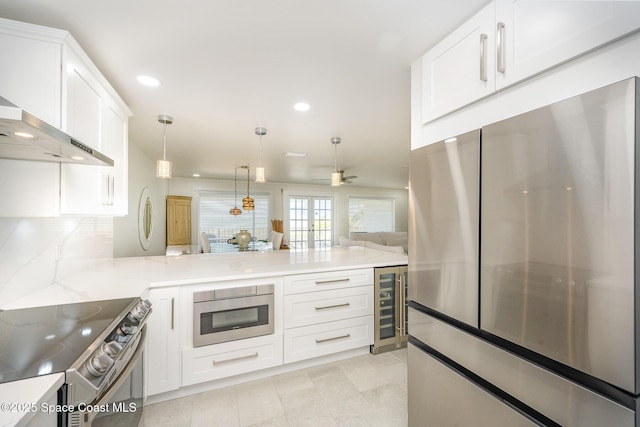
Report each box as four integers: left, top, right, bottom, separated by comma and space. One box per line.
193, 284, 274, 347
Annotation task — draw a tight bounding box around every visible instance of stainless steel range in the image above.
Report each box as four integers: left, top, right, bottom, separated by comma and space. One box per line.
0, 297, 151, 427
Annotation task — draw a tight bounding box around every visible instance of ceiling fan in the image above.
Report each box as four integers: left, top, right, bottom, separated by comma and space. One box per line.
313, 137, 358, 185
333, 170, 357, 184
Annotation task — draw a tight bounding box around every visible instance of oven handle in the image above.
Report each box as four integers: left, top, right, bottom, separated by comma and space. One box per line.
81, 326, 147, 424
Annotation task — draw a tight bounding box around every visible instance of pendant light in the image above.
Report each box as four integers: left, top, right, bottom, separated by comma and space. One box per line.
242, 165, 255, 210
156, 115, 173, 179
255, 127, 267, 183
229, 167, 242, 215
331, 137, 342, 187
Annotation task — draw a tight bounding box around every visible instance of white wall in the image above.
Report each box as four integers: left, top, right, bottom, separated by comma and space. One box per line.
113, 142, 168, 257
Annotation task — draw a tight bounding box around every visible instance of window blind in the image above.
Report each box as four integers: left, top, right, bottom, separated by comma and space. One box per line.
199, 191, 270, 241
348, 197, 395, 232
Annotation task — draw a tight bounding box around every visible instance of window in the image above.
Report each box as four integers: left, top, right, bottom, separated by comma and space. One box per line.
199, 191, 270, 243
288, 196, 333, 250
348, 197, 395, 233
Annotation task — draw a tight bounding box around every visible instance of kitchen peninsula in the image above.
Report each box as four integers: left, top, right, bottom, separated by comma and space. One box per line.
0, 246, 407, 426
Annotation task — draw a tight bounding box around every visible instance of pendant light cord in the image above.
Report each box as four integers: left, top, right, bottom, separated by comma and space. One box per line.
162, 121, 167, 160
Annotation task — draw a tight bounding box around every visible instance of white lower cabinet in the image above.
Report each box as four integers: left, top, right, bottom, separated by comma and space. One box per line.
182, 334, 283, 386
146, 268, 375, 398
284, 286, 374, 328
146, 287, 181, 396
283, 269, 375, 364
283, 268, 373, 294
284, 316, 373, 364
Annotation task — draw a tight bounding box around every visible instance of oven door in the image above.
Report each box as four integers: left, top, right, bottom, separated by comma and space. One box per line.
193, 293, 274, 347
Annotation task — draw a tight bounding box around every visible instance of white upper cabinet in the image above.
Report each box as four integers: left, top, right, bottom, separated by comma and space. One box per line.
65, 47, 102, 148
495, 0, 640, 90
419, 1, 640, 125
0, 17, 131, 217
0, 22, 62, 126
421, 3, 495, 124
60, 45, 129, 215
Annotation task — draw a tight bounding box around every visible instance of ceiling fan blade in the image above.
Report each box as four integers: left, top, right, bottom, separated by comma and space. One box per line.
343, 175, 357, 180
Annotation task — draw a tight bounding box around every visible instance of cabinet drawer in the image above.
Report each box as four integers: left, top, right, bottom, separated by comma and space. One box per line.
284, 286, 373, 328
283, 316, 373, 363
284, 268, 373, 294
182, 334, 283, 386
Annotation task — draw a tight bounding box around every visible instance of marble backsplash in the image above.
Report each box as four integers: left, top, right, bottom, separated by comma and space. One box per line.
0, 217, 113, 306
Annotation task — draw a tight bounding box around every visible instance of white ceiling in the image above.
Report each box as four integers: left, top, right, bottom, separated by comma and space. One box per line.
0, 0, 487, 189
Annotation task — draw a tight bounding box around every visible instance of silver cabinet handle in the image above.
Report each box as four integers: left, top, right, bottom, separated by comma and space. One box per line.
480, 33, 488, 81
315, 333, 350, 344
315, 278, 350, 285
212, 352, 258, 365
315, 302, 350, 311
170, 297, 175, 330
497, 22, 506, 73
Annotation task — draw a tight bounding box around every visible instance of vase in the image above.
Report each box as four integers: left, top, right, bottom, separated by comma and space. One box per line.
236, 229, 251, 251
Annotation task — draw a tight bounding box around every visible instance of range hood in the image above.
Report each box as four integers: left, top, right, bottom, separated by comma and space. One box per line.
0, 96, 114, 166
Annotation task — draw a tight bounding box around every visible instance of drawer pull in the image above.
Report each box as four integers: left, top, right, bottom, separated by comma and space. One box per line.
212, 352, 259, 365
315, 302, 351, 311
315, 278, 350, 285
315, 333, 351, 344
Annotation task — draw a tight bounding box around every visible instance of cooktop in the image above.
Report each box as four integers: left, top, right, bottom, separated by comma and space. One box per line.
0, 298, 137, 384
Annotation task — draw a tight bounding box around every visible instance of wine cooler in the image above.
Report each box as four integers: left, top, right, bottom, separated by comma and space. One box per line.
371, 265, 408, 354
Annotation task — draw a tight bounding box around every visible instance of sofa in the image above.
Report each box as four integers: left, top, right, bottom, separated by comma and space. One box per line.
339, 231, 408, 255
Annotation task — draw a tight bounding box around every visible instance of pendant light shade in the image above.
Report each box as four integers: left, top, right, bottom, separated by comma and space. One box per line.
156, 115, 173, 179
331, 171, 342, 187
330, 137, 342, 187
242, 165, 255, 210
156, 159, 171, 179
255, 127, 267, 183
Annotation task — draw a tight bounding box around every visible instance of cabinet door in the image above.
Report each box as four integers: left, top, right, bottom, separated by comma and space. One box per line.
99, 100, 128, 214
283, 316, 374, 363
495, 0, 640, 90
284, 286, 374, 328
0, 30, 62, 126
167, 196, 192, 245
146, 288, 181, 396
59, 48, 129, 215
421, 2, 495, 124
65, 50, 102, 148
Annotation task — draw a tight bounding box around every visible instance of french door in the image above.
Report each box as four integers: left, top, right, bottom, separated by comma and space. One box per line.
288, 196, 333, 250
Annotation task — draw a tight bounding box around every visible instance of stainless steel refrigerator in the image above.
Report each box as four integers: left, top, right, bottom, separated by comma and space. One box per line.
408, 77, 640, 426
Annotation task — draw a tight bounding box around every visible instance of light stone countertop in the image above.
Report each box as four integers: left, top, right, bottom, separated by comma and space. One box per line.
1, 246, 407, 310
0, 374, 64, 427
0, 246, 407, 426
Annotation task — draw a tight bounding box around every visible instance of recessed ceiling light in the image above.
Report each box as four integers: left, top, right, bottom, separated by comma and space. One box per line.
193, 173, 200, 177
293, 102, 310, 112
283, 152, 307, 157
137, 75, 160, 87
444, 137, 457, 143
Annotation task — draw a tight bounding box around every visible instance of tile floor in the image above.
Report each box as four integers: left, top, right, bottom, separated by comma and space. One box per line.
143, 347, 407, 427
